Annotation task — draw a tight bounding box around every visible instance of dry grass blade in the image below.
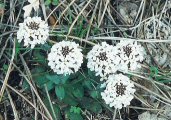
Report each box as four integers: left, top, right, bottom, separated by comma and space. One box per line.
98, 0, 110, 27
6, 89, 19, 120
51, 0, 77, 32
0, 39, 15, 102
3, 54, 53, 120
44, 85, 57, 120
1, 0, 171, 119
67, 0, 92, 36
19, 54, 38, 120
112, 109, 117, 120
88, 36, 171, 43
2, 82, 50, 120
85, 0, 100, 39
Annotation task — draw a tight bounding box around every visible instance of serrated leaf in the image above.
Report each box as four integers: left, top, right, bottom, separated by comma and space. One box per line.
70, 106, 81, 114
2, 64, 8, 72
67, 112, 83, 120
55, 86, 65, 100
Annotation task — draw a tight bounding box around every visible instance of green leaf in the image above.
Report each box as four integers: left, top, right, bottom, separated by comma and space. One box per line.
46, 75, 61, 84
34, 75, 49, 88
63, 89, 78, 106
32, 73, 48, 87
52, 0, 58, 5
0, 3, 5, 8
88, 69, 100, 80
51, 104, 61, 119
72, 84, 84, 98
40, 43, 51, 51
150, 66, 158, 77
46, 74, 70, 84
70, 106, 81, 114
22, 80, 30, 90
2, 64, 8, 72
43, 98, 61, 119
63, 94, 78, 106
61, 75, 70, 84
92, 26, 100, 34
80, 97, 102, 113
55, 86, 65, 100
45, 81, 55, 91
15, 40, 20, 61
89, 90, 100, 99
15, 41, 20, 54
67, 111, 83, 120
33, 50, 46, 64
45, 0, 51, 5
24, 67, 49, 90
89, 102, 102, 113
82, 80, 93, 90
158, 79, 171, 83
31, 66, 46, 73
31, 67, 50, 88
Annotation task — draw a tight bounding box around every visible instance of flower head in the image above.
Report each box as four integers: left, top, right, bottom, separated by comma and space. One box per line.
87, 42, 120, 80
116, 40, 146, 72
101, 74, 135, 109
48, 41, 83, 75
145, 17, 171, 39
17, 16, 49, 48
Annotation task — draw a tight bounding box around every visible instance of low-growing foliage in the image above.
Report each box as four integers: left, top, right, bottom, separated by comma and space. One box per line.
1, 0, 171, 120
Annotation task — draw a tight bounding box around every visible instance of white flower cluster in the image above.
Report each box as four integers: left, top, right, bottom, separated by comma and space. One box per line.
145, 17, 171, 39
48, 41, 83, 75
17, 16, 49, 48
87, 41, 146, 78
101, 74, 136, 109
86, 41, 145, 109
17, 0, 145, 110
87, 42, 120, 80
116, 40, 146, 72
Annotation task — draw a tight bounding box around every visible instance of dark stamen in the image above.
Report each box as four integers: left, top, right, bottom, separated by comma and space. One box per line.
115, 83, 126, 96
97, 52, 108, 61
27, 22, 39, 30
61, 46, 73, 57
123, 45, 132, 57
